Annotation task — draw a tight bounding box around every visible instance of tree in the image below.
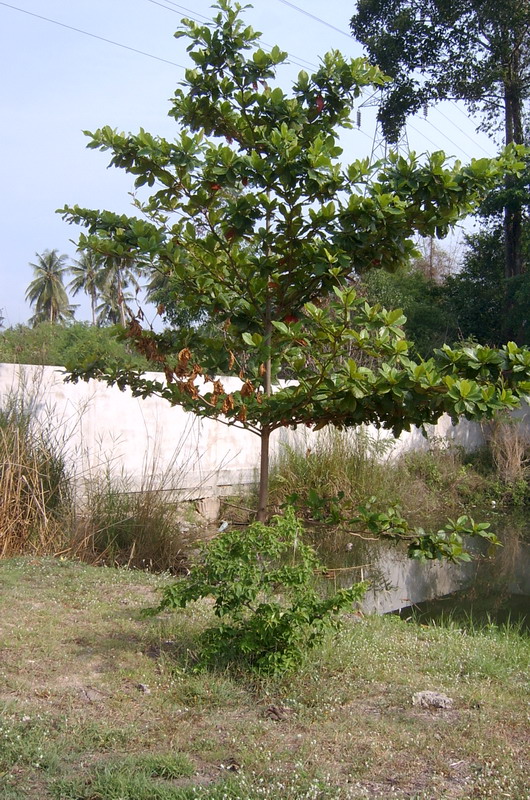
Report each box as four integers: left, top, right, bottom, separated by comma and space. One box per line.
69, 246, 145, 327
414, 238, 457, 283
26, 249, 75, 326
145, 266, 215, 332
68, 250, 104, 326
443, 224, 530, 345
60, 1, 530, 523
362, 266, 456, 356
95, 255, 144, 327
350, 0, 530, 277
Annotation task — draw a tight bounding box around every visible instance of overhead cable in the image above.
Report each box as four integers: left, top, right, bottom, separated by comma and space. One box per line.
0, 1, 187, 69
275, 0, 353, 39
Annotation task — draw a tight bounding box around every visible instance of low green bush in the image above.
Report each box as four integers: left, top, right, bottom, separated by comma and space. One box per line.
152, 507, 367, 675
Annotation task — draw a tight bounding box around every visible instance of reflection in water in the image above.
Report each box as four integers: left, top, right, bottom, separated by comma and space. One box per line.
312, 512, 530, 626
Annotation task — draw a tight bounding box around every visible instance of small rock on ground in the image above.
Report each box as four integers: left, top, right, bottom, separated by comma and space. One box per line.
412, 691, 453, 709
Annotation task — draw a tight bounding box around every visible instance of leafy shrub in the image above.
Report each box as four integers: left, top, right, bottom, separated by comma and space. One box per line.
153, 507, 367, 675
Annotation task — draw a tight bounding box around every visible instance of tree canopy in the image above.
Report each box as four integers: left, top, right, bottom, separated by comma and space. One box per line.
350, 0, 530, 144
60, 0, 530, 521
350, 0, 530, 276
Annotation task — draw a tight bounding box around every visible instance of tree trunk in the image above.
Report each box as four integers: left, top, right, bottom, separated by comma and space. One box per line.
503, 63, 525, 278
257, 424, 271, 523
504, 203, 523, 278
117, 267, 127, 327
256, 310, 273, 523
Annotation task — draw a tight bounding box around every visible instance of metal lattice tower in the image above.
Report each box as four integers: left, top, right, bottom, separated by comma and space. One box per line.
356, 91, 410, 163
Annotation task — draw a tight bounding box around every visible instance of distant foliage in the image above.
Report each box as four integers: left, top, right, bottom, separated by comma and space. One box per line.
444, 227, 530, 346
362, 266, 456, 357
0, 322, 151, 370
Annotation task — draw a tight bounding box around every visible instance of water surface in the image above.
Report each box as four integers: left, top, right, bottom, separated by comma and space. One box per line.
312, 510, 530, 627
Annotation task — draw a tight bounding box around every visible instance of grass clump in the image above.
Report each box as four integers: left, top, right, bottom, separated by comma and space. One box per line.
54, 753, 196, 799
270, 428, 397, 518
270, 427, 508, 526
0, 389, 72, 558
76, 469, 190, 572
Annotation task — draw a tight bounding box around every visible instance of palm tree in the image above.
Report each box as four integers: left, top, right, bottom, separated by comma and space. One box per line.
26, 249, 74, 326
96, 256, 144, 326
68, 251, 105, 326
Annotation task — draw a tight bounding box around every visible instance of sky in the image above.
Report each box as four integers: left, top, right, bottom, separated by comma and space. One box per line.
0, 0, 499, 327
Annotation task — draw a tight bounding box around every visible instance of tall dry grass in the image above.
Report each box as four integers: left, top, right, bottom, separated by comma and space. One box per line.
76, 468, 192, 572
269, 427, 397, 513
72, 421, 216, 570
0, 392, 72, 557
270, 427, 494, 524
0, 380, 204, 569
484, 414, 529, 484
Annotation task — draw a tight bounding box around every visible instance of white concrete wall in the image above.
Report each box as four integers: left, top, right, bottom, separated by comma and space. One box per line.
0, 362, 499, 500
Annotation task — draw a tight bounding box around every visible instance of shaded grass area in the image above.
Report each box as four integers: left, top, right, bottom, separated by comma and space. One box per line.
0, 558, 528, 799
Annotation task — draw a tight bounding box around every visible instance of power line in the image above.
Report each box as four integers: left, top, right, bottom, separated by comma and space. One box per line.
450, 100, 481, 124
407, 120, 441, 151
275, 0, 352, 39
422, 117, 474, 159
267, 0, 508, 159
245, 0, 507, 159
2, 0, 458, 159
434, 107, 493, 157
352, 125, 373, 142
151, 0, 212, 22
0, 1, 187, 69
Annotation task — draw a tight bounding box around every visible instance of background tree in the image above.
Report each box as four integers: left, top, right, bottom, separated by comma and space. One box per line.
68, 250, 105, 326
60, 1, 529, 523
413, 238, 457, 283
350, 0, 530, 277
25, 249, 75, 326
146, 267, 215, 334
95, 255, 144, 326
362, 265, 456, 357
444, 224, 530, 345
